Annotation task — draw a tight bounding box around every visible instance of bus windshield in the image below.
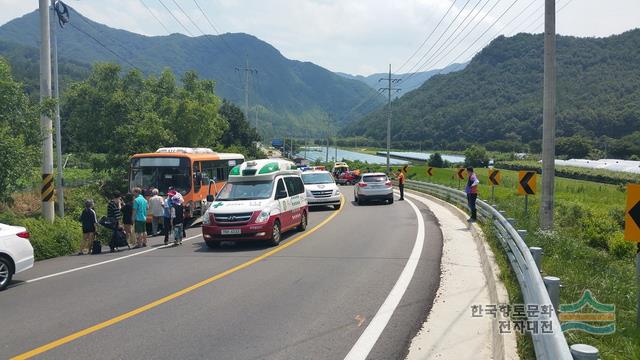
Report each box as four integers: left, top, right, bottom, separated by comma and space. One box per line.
130, 157, 191, 195
216, 181, 273, 201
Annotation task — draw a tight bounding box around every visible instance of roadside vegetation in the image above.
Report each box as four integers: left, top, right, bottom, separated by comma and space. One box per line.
402, 165, 639, 359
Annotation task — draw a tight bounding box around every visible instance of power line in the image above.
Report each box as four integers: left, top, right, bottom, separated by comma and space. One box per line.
493, 0, 539, 36
156, 0, 195, 36
139, 0, 170, 33
434, 0, 522, 72
191, 0, 242, 60
70, 5, 138, 60
402, 0, 499, 84
170, 0, 229, 56
399, 0, 475, 81
395, 0, 458, 74
68, 22, 140, 70
408, 0, 507, 81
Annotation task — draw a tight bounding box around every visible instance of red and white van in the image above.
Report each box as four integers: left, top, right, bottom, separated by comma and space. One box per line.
202, 159, 308, 248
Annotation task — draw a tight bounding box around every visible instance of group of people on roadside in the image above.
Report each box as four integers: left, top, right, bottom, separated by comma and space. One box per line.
78, 187, 187, 255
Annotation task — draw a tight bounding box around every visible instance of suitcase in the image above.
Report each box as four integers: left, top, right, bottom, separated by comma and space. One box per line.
91, 240, 102, 254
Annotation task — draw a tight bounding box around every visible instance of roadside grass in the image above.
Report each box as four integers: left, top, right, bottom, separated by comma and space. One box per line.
403, 165, 640, 359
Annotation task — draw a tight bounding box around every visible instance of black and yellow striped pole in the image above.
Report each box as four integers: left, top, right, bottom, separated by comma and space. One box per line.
41, 173, 55, 203
40, 0, 55, 222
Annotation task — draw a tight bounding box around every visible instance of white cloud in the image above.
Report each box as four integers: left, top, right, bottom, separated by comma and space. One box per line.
1, 0, 638, 75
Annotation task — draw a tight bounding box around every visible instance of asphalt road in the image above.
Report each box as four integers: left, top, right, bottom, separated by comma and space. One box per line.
1, 187, 443, 360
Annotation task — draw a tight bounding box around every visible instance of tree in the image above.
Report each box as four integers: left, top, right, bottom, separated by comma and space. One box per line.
428, 152, 444, 167
464, 145, 489, 167
0, 57, 39, 203
556, 136, 593, 159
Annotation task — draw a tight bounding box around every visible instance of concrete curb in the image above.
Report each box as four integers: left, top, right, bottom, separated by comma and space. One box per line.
405, 189, 519, 360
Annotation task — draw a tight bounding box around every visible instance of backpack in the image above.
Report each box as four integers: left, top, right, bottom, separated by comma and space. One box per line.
91, 240, 102, 255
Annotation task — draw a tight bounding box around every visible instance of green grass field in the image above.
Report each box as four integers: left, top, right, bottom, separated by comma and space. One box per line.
402, 165, 640, 359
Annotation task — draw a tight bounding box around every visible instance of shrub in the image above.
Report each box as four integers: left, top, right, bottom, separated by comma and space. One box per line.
23, 217, 82, 260
607, 232, 636, 260
580, 213, 619, 250
556, 202, 589, 228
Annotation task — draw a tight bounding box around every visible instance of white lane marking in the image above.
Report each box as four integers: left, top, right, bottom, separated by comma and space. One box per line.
24, 234, 201, 284
344, 197, 426, 360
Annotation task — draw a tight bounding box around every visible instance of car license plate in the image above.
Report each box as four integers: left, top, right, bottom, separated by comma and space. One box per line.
221, 229, 241, 235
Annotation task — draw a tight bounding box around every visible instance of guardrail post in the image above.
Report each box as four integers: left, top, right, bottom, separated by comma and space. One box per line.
544, 276, 561, 312
507, 218, 516, 227
529, 246, 543, 271
570, 344, 600, 360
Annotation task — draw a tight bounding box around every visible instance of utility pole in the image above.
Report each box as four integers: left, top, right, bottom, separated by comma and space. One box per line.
379, 64, 401, 174
40, 0, 54, 222
325, 113, 331, 163
51, 0, 64, 217
235, 57, 257, 126
540, 0, 556, 230
334, 131, 338, 161
304, 128, 308, 160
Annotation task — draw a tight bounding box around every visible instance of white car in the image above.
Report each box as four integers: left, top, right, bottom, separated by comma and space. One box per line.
301, 170, 341, 209
0, 223, 34, 290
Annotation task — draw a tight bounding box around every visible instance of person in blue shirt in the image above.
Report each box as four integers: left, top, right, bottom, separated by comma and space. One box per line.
163, 187, 175, 245
132, 187, 149, 248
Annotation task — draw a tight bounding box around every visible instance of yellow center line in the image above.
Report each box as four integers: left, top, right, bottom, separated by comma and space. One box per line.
12, 197, 345, 360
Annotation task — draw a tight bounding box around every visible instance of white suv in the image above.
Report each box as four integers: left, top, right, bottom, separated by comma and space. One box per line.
0, 223, 34, 290
301, 170, 341, 210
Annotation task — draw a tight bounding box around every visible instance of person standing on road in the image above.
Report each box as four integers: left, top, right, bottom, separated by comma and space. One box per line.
107, 191, 122, 228
172, 193, 185, 246
79, 199, 98, 255
132, 187, 149, 248
465, 167, 480, 222
122, 193, 135, 248
163, 188, 175, 245
149, 189, 164, 236
397, 169, 406, 201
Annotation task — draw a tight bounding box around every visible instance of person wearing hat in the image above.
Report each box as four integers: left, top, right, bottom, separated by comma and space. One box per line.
465, 166, 480, 222
171, 192, 185, 245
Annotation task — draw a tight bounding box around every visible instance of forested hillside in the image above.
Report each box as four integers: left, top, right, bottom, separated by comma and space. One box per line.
0, 7, 383, 139
344, 30, 640, 157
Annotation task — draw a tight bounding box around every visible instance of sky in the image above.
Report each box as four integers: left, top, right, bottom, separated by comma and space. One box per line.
1, 0, 639, 75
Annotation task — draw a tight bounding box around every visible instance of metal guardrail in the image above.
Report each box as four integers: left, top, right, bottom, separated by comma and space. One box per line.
404, 179, 574, 360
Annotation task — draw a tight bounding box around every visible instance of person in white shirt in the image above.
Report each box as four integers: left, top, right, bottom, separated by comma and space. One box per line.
149, 189, 165, 235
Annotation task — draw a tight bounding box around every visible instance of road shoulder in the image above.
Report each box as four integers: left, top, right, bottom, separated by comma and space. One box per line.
404, 190, 519, 360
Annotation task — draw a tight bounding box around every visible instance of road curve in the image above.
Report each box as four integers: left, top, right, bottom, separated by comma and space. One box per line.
1, 187, 443, 360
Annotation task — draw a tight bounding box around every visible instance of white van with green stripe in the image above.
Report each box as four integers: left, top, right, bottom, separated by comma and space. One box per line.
202, 159, 308, 248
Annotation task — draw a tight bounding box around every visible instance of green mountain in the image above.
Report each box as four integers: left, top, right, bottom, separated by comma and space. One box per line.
336, 62, 467, 98
0, 39, 90, 98
344, 30, 640, 152
0, 7, 383, 139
